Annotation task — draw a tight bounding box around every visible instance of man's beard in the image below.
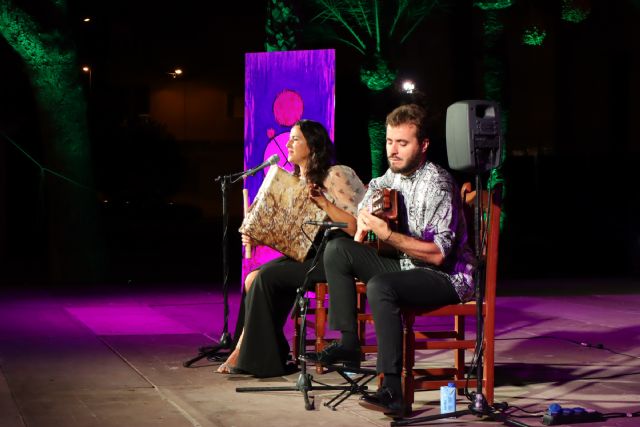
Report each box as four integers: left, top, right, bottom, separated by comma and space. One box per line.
388, 152, 424, 175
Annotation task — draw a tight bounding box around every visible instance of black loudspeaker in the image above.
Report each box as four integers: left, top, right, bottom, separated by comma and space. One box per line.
446, 100, 502, 173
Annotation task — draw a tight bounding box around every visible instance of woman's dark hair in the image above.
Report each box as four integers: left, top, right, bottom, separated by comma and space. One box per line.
293, 119, 335, 187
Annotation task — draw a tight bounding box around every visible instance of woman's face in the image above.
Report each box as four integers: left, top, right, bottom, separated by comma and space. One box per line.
286, 125, 311, 167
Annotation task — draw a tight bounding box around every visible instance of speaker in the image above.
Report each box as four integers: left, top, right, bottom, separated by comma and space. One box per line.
446, 100, 502, 173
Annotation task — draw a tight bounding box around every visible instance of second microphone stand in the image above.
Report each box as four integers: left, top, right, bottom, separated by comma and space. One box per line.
183, 158, 279, 367
236, 228, 376, 410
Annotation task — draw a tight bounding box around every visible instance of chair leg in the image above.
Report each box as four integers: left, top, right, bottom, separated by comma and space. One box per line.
356, 287, 367, 359
315, 283, 328, 374
292, 312, 300, 362
401, 313, 416, 416
454, 314, 465, 382
483, 313, 495, 404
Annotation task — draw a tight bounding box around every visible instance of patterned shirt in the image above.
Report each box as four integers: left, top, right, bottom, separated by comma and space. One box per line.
318, 165, 366, 216
358, 161, 476, 302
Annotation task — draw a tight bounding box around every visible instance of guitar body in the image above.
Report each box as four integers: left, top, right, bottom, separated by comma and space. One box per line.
366, 188, 401, 257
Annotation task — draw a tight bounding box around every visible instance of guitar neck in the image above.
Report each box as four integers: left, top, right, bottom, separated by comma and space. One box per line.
369, 188, 399, 224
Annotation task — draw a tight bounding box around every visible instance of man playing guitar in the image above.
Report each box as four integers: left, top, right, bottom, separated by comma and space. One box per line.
304, 104, 475, 416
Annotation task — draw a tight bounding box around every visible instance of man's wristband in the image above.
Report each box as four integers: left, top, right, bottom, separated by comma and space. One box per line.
383, 230, 393, 241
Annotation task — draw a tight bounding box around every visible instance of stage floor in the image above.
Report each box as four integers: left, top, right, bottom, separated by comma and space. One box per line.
0, 279, 638, 427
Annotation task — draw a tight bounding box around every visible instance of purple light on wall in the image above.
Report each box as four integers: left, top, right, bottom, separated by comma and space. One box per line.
242, 49, 336, 281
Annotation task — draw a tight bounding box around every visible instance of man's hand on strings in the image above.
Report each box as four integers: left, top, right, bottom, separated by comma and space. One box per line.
354, 209, 389, 243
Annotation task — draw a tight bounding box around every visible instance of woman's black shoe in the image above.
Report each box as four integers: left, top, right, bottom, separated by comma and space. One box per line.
359, 386, 403, 416
302, 341, 361, 369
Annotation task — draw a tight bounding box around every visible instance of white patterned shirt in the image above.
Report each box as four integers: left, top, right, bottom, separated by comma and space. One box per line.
358, 161, 476, 302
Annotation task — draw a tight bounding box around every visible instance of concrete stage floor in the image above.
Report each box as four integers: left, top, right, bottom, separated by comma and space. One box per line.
0, 278, 638, 427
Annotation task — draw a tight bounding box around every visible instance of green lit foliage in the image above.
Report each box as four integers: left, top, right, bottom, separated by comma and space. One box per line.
561, 0, 591, 23
310, 0, 441, 91
309, 0, 443, 176
474, 0, 512, 11
483, 57, 502, 101
482, 9, 504, 45
481, 11, 504, 101
0, 1, 89, 175
360, 52, 396, 91
489, 108, 508, 190
265, 0, 300, 51
477, 6, 510, 225
367, 118, 386, 178
0, 0, 103, 282
0, 1, 90, 180
522, 26, 546, 46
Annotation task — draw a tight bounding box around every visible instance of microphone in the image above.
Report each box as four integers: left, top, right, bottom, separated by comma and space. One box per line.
240, 154, 280, 178
304, 220, 348, 228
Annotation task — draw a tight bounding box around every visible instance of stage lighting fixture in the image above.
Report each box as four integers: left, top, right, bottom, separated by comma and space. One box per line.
402, 80, 415, 94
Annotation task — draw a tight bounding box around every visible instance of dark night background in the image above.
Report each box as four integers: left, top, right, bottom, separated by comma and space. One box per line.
1, 0, 639, 291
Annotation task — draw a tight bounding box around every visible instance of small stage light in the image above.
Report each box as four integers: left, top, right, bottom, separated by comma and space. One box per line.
402, 80, 415, 94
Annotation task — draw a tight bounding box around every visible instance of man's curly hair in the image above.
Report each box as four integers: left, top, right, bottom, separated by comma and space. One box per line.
385, 103, 431, 142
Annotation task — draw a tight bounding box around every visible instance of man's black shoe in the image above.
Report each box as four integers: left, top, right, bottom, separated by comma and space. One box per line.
302, 341, 361, 369
359, 386, 403, 416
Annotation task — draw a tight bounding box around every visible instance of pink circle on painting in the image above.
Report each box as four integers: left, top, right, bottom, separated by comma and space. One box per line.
266, 128, 276, 139
273, 90, 304, 127
264, 132, 294, 175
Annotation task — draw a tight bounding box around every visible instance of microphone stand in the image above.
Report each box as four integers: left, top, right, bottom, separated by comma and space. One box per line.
183, 170, 245, 367
236, 228, 376, 410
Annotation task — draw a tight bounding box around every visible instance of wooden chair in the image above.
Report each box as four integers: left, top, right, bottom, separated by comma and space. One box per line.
398, 183, 501, 416
292, 281, 371, 374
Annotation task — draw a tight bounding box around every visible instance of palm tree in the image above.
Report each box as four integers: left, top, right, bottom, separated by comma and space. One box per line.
309, 0, 444, 177
0, 0, 103, 282
474, 1, 512, 192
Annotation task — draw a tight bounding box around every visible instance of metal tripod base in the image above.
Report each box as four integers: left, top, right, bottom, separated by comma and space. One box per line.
234, 229, 370, 411
183, 331, 233, 367
236, 365, 376, 411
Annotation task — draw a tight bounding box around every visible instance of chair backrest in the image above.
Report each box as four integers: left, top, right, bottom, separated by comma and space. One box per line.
461, 181, 501, 298
476, 185, 502, 312
480, 184, 501, 369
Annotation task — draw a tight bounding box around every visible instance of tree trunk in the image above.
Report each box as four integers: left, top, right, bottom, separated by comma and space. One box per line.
0, 2, 104, 283
480, 9, 508, 194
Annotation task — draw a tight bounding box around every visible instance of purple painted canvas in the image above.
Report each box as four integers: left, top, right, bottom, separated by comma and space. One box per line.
242, 49, 336, 281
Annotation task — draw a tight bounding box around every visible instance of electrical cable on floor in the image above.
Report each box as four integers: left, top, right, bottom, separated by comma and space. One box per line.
495, 336, 640, 359
478, 335, 640, 426
449, 333, 639, 426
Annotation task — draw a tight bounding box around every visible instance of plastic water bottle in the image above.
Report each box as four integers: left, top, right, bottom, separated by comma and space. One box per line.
440, 382, 456, 414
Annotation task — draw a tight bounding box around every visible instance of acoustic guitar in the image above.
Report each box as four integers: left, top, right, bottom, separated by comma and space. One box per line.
366, 188, 401, 257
